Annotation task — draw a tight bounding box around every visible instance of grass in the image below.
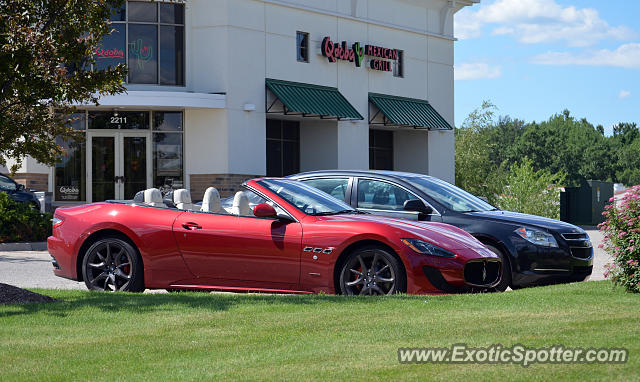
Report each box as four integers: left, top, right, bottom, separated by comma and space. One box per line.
1, 281, 639, 381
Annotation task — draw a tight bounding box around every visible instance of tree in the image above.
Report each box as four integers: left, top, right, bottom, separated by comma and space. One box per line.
0, 0, 126, 172
496, 158, 566, 219
455, 100, 506, 203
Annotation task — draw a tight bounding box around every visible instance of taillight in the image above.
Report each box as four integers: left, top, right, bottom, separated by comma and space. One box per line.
52, 216, 64, 228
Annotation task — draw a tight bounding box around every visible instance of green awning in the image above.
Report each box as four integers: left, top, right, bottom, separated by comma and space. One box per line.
368, 93, 452, 130
266, 78, 363, 120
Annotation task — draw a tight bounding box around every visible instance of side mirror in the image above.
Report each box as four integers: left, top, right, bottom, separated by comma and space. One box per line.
403, 199, 433, 215
16, 184, 25, 191
253, 203, 278, 218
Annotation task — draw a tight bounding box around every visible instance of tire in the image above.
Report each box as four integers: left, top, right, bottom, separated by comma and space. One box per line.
339, 245, 406, 295
486, 244, 511, 292
82, 237, 144, 292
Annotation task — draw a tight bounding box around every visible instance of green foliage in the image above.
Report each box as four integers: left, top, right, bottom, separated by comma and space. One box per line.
0, 193, 52, 243
496, 158, 566, 219
455, 101, 506, 204
0, 0, 126, 171
600, 185, 640, 293
455, 102, 640, 209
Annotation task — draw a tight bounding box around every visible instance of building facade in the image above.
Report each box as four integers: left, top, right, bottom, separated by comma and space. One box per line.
4, 0, 478, 205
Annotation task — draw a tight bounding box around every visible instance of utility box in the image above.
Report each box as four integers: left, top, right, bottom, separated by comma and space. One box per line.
560, 180, 613, 226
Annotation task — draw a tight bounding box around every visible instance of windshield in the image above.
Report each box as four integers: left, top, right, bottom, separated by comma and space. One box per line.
404, 176, 496, 213
257, 179, 357, 216
0, 175, 17, 191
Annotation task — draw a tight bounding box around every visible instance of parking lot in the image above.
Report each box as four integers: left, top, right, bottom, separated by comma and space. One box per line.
0, 228, 611, 291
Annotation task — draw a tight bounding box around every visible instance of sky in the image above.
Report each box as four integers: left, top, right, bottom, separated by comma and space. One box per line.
454, 0, 639, 135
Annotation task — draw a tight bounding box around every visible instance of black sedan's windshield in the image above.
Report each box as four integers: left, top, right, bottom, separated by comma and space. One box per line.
404, 175, 497, 213
258, 179, 357, 216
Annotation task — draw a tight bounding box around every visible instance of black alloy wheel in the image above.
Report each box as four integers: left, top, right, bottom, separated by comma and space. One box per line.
82, 237, 144, 292
339, 246, 406, 295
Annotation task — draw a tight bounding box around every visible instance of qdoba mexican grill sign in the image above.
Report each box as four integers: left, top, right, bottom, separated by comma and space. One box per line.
320, 36, 398, 73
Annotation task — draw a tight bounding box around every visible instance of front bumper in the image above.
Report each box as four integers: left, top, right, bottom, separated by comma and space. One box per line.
510, 233, 593, 287
403, 247, 502, 294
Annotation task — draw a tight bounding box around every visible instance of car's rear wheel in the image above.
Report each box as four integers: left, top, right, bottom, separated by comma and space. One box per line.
339, 246, 406, 295
82, 237, 144, 292
486, 244, 511, 292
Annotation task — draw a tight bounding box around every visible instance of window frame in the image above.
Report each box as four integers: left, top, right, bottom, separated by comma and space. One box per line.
369, 129, 394, 170
101, 1, 186, 86
353, 177, 440, 216
299, 177, 353, 204
296, 31, 310, 63
393, 50, 404, 78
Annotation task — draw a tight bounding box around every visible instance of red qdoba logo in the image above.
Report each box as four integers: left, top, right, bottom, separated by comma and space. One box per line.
95, 47, 124, 59
321, 37, 365, 67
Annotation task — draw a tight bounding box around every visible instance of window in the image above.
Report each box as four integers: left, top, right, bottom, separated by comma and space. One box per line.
393, 50, 404, 78
97, 1, 185, 85
266, 119, 300, 177
296, 31, 309, 63
153, 112, 183, 190
55, 113, 86, 202
301, 178, 349, 202
369, 130, 393, 170
356, 179, 417, 211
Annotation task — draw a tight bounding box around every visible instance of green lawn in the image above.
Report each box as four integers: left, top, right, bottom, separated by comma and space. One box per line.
1, 281, 639, 381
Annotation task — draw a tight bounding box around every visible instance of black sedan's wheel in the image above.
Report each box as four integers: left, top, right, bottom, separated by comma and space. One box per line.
486, 244, 511, 292
339, 246, 406, 295
82, 237, 144, 292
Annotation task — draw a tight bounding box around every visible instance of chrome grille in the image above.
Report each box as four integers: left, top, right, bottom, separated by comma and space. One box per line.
561, 232, 593, 259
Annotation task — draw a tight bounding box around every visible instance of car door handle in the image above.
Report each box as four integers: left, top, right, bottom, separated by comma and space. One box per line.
182, 222, 202, 230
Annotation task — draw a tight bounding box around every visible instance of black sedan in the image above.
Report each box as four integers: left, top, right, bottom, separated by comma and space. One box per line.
289, 170, 593, 291
0, 173, 40, 209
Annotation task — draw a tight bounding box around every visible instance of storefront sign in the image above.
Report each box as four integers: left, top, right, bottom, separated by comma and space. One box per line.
95, 47, 124, 60
321, 36, 398, 72
58, 186, 80, 201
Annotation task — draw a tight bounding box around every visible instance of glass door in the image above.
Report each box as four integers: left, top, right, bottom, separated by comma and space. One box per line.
91, 135, 116, 202
122, 135, 148, 200
88, 132, 151, 202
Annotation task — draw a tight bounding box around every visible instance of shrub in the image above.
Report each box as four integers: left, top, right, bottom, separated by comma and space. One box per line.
0, 193, 52, 243
496, 158, 566, 219
599, 185, 640, 293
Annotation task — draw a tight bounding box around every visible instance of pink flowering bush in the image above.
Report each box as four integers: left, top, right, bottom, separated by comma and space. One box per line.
599, 185, 640, 293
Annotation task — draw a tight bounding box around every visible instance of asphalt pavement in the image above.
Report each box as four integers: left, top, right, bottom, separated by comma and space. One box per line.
0, 228, 611, 290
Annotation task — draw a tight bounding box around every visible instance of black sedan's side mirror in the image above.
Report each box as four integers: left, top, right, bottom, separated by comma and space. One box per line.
403, 199, 433, 215
16, 184, 25, 191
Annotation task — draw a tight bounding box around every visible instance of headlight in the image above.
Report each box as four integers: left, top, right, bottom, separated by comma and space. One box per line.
515, 227, 558, 247
401, 239, 456, 258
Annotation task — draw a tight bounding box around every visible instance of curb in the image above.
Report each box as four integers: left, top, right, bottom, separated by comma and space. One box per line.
0, 242, 47, 251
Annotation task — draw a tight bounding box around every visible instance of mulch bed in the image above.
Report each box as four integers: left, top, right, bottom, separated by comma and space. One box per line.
0, 283, 58, 305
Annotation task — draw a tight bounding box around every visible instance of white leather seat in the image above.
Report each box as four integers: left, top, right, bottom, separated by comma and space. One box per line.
143, 188, 164, 207
201, 187, 221, 213
231, 191, 252, 216
174, 189, 196, 211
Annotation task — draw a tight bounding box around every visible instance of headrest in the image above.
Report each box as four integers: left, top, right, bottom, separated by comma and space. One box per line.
232, 191, 252, 216
201, 187, 221, 213
144, 188, 164, 207
173, 189, 195, 210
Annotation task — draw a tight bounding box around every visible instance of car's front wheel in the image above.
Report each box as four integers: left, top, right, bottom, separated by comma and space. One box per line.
82, 237, 144, 292
339, 246, 406, 295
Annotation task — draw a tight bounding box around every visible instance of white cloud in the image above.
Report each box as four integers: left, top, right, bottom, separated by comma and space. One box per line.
531, 43, 640, 69
454, 0, 634, 47
619, 90, 632, 99
455, 63, 502, 81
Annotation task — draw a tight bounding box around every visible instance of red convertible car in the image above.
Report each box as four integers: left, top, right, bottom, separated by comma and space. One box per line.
48, 178, 501, 295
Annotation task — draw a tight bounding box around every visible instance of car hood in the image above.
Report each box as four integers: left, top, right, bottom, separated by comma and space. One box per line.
466, 210, 584, 233
317, 214, 487, 251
